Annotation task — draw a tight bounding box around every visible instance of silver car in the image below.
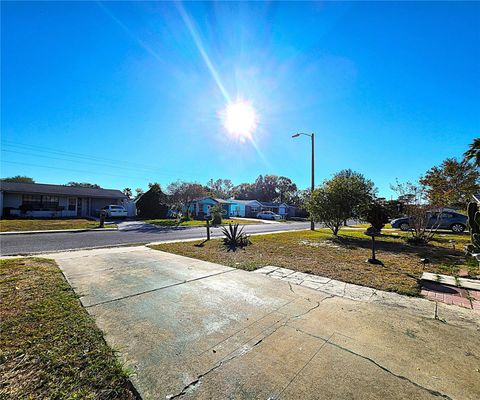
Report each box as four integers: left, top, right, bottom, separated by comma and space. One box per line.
256, 211, 281, 220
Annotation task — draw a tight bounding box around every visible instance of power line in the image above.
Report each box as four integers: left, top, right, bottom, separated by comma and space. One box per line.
0, 159, 167, 181
1, 148, 181, 179
1, 140, 188, 175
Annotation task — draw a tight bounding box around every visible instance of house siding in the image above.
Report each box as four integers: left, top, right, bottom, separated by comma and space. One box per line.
1, 192, 127, 218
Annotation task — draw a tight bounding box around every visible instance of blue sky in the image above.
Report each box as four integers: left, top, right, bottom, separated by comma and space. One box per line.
2, 1, 479, 197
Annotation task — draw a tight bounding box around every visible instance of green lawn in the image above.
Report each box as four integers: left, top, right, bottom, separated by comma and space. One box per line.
0, 258, 136, 399
0, 219, 114, 232
145, 218, 262, 227
151, 228, 476, 297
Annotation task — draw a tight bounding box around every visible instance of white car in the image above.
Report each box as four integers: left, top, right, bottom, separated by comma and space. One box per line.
256, 211, 282, 220
101, 205, 128, 218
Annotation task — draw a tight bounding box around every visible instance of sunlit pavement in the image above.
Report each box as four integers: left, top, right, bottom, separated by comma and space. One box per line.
47, 246, 480, 400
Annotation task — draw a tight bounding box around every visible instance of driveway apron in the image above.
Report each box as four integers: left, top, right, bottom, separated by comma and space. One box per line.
48, 246, 480, 400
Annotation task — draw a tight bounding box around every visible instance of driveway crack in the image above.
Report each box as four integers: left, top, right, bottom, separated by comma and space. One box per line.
166, 296, 330, 399
290, 327, 453, 400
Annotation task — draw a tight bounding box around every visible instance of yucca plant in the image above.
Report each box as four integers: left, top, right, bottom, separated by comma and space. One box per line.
222, 223, 250, 248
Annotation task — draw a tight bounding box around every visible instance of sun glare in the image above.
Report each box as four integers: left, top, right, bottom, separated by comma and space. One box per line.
221, 100, 258, 141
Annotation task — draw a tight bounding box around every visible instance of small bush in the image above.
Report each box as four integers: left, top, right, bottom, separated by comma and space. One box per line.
210, 204, 223, 226
222, 224, 250, 248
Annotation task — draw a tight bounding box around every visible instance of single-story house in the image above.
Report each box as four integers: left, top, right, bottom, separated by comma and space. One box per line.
187, 197, 234, 219
187, 197, 297, 219
227, 199, 263, 218
0, 181, 132, 218
258, 201, 295, 217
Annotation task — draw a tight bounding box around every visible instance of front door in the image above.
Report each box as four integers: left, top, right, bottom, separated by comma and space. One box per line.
77, 198, 82, 217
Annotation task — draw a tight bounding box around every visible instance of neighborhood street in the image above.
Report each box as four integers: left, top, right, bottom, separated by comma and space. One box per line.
0, 221, 311, 256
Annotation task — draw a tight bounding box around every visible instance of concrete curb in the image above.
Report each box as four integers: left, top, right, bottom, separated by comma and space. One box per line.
0, 227, 118, 235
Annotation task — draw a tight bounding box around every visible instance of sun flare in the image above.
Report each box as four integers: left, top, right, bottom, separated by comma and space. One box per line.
221, 100, 258, 141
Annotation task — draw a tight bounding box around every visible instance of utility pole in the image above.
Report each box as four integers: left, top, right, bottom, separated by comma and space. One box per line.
292, 132, 315, 231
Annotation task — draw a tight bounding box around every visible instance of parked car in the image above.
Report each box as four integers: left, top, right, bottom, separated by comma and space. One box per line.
390, 211, 467, 233
256, 211, 282, 220
100, 205, 128, 218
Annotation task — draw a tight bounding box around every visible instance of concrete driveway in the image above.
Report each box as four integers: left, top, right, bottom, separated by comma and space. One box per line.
49, 246, 480, 400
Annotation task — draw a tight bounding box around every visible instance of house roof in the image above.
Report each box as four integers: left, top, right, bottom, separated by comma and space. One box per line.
213, 198, 230, 204
229, 199, 262, 205
259, 201, 290, 207
0, 181, 126, 199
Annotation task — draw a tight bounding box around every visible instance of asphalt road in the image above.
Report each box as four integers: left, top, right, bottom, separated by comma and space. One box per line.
0, 221, 311, 256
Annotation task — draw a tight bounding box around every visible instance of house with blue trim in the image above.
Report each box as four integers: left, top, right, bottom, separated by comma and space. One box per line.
188, 197, 298, 219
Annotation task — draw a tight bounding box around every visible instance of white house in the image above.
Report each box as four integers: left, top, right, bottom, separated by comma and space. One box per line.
0, 181, 131, 218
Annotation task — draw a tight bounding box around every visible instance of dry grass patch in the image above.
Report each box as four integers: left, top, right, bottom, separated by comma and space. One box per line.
0, 258, 137, 399
151, 229, 476, 297
0, 219, 103, 232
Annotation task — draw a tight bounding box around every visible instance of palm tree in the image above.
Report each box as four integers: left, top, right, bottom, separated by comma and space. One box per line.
464, 138, 480, 167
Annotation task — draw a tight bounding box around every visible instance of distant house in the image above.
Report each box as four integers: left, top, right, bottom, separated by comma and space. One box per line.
188, 197, 298, 219
228, 199, 263, 218
187, 197, 233, 219
0, 181, 131, 218
257, 201, 295, 218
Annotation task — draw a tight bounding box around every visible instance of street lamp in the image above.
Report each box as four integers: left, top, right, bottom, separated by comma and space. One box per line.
292, 132, 315, 231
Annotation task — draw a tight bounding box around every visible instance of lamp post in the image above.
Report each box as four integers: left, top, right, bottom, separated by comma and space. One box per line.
292, 132, 315, 231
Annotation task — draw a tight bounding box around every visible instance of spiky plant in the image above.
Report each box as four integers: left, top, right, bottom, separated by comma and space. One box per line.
222, 223, 250, 248
466, 201, 480, 254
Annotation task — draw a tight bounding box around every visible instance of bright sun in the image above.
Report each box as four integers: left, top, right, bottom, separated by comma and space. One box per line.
221, 100, 258, 141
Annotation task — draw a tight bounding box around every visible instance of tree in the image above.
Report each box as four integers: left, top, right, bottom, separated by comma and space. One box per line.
136, 183, 169, 219
166, 181, 206, 217
135, 188, 144, 199
276, 176, 298, 203
464, 138, 480, 167
253, 175, 278, 202
123, 188, 133, 198
232, 175, 298, 203
360, 201, 390, 232
329, 169, 376, 221
67, 182, 101, 188
307, 186, 350, 236
206, 178, 233, 199
232, 182, 256, 200
391, 180, 438, 244
1, 175, 35, 183
307, 170, 377, 235
419, 158, 479, 208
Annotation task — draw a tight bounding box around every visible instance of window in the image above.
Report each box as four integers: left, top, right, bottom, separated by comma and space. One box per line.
22, 194, 59, 210
43, 196, 59, 208
440, 212, 453, 219
22, 194, 42, 206
68, 198, 76, 211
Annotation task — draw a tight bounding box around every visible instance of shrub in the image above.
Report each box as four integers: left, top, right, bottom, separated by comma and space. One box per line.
360, 201, 390, 233
466, 201, 480, 254
210, 204, 223, 226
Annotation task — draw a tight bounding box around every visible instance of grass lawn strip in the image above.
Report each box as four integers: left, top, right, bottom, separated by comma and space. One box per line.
146, 218, 262, 227
151, 229, 476, 297
0, 258, 137, 399
0, 219, 109, 232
